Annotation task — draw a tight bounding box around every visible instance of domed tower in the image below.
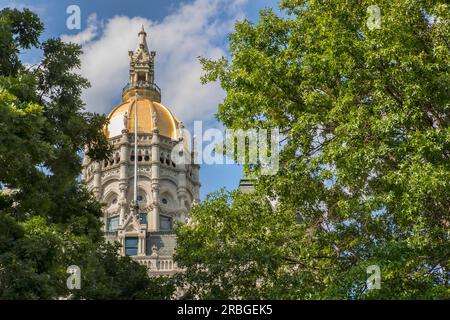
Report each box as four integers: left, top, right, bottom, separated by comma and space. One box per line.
82, 27, 200, 275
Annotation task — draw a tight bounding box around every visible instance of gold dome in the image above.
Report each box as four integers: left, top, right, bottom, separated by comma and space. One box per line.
104, 98, 181, 139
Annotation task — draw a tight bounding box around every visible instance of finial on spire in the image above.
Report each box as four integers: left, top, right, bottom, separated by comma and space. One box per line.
137, 25, 149, 51
139, 24, 146, 35
122, 25, 161, 102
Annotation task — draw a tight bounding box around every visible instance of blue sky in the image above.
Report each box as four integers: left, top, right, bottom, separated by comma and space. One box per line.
1, 0, 280, 199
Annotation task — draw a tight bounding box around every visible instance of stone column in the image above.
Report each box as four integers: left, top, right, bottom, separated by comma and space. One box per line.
81, 145, 90, 182
191, 136, 201, 203
92, 161, 102, 200
119, 129, 129, 225
118, 230, 125, 256
150, 128, 160, 231
138, 227, 146, 256
177, 138, 188, 211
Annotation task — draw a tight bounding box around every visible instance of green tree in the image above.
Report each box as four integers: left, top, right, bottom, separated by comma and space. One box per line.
176, 0, 450, 299
175, 190, 308, 299
0, 8, 173, 299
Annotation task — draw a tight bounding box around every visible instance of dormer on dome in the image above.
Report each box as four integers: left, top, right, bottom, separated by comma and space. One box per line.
122, 26, 161, 102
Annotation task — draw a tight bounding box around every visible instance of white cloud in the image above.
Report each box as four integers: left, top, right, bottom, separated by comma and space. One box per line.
61, 0, 246, 124
61, 13, 98, 46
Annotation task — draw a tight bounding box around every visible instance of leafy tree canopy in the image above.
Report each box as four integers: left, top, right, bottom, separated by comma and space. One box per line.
177, 0, 450, 299
0, 8, 172, 299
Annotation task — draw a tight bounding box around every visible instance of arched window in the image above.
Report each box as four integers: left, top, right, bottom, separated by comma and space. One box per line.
160, 193, 174, 209
106, 193, 119, 208
137, 192, 147, 206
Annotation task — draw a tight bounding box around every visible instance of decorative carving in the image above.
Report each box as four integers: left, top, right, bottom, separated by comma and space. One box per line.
152, 110, 158, 128
101, 169, 120, 179
126, 224, 136, 232
150, 245, 158, 257
107, 210, 120, 218
160, 168, 177, 178
178, 122, 184, 139
123, 111, 128, 128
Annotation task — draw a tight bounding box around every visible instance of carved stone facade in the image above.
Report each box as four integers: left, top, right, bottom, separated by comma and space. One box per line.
82, 27, 200, 275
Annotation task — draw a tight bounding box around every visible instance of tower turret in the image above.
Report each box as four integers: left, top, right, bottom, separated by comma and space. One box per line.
82, 27, 200, 275
123, 26, 161, 102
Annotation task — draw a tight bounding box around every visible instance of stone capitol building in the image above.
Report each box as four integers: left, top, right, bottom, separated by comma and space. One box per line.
82, 27, 200, 275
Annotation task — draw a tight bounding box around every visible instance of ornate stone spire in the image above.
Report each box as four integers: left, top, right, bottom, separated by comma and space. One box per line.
137, 25, 149, 52
122, 26, 161, 102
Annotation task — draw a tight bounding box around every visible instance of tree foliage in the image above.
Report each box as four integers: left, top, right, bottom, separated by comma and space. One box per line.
0, 8, 172, 299
177, 0, 450, 299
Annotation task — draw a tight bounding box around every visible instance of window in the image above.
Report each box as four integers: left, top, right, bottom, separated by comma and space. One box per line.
107, 216, 119, 232
137, 193, 147, 205
125, 237, 138, 256
161, 198, 168, 205
111, 198, 118, 205
137, 72, 146, 82
139, 212, 147, 224
160, 215, 172, 231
